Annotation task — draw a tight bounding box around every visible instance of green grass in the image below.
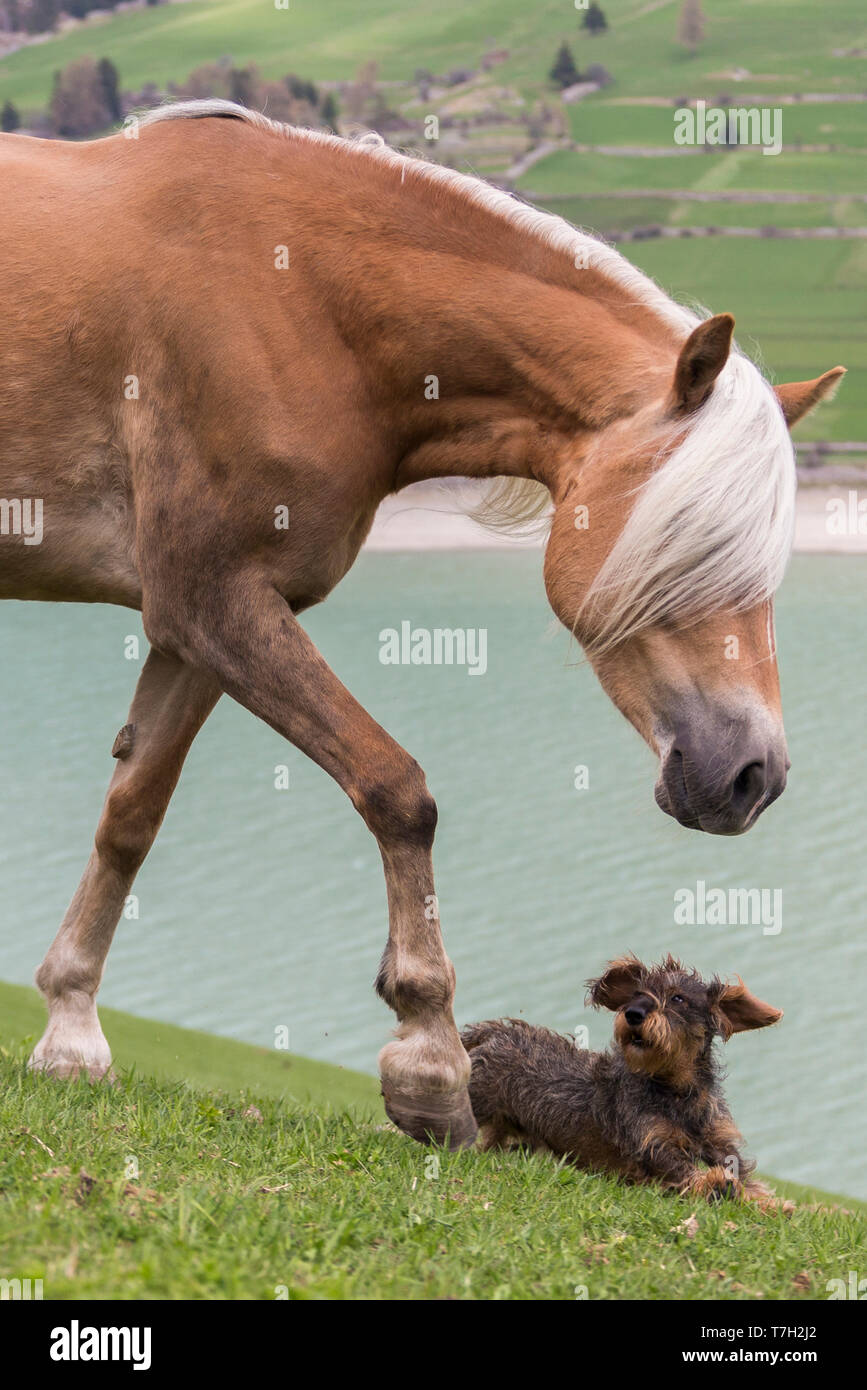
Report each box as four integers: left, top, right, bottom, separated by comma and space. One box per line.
552, 194, 866, 231
2, 0, 867, 115
1, 981, 864, 1300
520, 147, 867, 197
0, 980, 379, 1113
621, 239, 867, 440
568, 101, 867, 151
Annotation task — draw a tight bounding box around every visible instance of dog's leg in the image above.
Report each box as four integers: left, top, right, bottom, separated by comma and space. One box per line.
697, 1113, 773, 1203
636, 1120, 715, 1195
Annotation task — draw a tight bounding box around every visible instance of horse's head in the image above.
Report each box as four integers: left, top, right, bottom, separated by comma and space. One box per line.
544, 314, 844, 835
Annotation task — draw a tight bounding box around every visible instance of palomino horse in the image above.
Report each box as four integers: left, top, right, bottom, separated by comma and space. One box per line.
0, 100, 843, 1148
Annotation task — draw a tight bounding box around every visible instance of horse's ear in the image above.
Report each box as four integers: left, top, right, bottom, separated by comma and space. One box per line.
775, 367, 846, 428
670, 313, 735, 416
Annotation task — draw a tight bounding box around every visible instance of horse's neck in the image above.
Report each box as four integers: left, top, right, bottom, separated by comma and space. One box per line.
334, 247, 674, 496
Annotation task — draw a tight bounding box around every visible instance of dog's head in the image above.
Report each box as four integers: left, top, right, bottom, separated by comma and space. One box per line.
586, 954, 782, 1088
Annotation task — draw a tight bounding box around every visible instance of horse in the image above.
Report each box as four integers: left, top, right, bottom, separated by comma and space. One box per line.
0, 99, 843, 1148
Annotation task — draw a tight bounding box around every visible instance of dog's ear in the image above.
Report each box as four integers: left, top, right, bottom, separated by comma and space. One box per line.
709, 977, 783, 1039
586, 954, 644, 1011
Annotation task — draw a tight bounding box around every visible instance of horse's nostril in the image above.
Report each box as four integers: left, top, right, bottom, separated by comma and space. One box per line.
730, 760, 766, 812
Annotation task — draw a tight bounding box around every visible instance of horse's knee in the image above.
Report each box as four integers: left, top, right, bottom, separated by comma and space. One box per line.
358, 757, 438, 848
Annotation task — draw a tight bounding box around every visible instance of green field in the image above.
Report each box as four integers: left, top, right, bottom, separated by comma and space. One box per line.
521, 147, 867, 196
1, 981, 864, 1300
623, 239, 867, 440
567, 102, 867, 150
2, 0, 867, 113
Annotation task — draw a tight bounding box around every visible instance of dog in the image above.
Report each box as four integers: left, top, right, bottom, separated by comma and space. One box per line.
462, 954, 782, 1202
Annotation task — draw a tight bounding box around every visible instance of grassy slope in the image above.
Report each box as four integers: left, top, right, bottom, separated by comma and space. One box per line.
626, 240, 867, 440
0, 980, 379, 1113
1, 981, 864, 1300
1, 0, 866, 111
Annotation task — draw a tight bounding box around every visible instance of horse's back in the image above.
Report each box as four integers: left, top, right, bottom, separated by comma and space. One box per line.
0, 122, 384, 609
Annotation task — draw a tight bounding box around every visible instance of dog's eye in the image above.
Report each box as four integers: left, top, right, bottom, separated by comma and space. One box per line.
671, 994, 685, 1004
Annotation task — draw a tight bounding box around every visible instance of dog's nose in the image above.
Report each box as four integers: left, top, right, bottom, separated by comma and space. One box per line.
624, 1003, 649, 1026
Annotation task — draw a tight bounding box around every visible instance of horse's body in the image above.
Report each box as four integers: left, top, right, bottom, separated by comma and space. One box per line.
0, 101, 842, 1146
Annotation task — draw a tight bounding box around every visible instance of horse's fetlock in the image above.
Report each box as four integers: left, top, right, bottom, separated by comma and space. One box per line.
375, 949, 454, 1018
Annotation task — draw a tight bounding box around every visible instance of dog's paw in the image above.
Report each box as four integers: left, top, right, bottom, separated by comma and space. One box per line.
687, 1167, 742, 1202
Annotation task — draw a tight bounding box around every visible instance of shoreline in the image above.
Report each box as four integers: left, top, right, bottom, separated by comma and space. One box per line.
364, 481, 867, 554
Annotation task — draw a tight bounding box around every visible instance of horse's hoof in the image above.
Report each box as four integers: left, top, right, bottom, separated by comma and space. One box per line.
381, 1082, 478, 1150
28, 1038, 114, 1082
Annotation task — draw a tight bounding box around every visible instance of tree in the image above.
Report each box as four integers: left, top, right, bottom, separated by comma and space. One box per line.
97, 56, 122, 122
24, 0, 59, 34
0, 1, 22, 32
343, 60, 379, 124
286, 74, 317, 105
549, 41, 580, 90
677, 0, 706, 53
51, 58, 112, 137
585, 63, 613, 88
1, 99, 20, 132
320, 92, 338, 128
228, 66, 256, 107
582, 3, 608, 35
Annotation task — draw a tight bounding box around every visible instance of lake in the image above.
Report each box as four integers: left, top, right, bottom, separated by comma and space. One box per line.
0, 550, 864, 1197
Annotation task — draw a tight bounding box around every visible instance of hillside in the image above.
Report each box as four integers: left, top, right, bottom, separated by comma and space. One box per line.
0, 981, 864, 1300
1, 0, 866, 111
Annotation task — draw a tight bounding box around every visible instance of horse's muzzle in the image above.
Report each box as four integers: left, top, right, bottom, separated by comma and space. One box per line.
655, 715, 789, 835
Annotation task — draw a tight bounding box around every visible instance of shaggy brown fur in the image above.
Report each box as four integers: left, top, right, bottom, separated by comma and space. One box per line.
462, 954, 782, 1202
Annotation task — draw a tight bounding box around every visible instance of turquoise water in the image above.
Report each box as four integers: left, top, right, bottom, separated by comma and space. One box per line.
0, 551, 864, 1197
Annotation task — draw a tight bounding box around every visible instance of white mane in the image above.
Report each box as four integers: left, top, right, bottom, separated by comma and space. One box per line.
135, 100, 796, 654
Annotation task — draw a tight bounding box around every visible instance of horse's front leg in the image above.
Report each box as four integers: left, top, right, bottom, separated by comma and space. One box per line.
30, 650, 221, 1078
145, 574, 476, 1149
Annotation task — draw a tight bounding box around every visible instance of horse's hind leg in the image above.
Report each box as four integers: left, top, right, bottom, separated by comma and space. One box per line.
29, 650, 220, 1079
144, 573, 477, 1149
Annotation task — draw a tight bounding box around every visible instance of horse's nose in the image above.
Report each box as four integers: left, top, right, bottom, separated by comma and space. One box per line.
729, 758, 769, 823
657, 720, 788, 835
